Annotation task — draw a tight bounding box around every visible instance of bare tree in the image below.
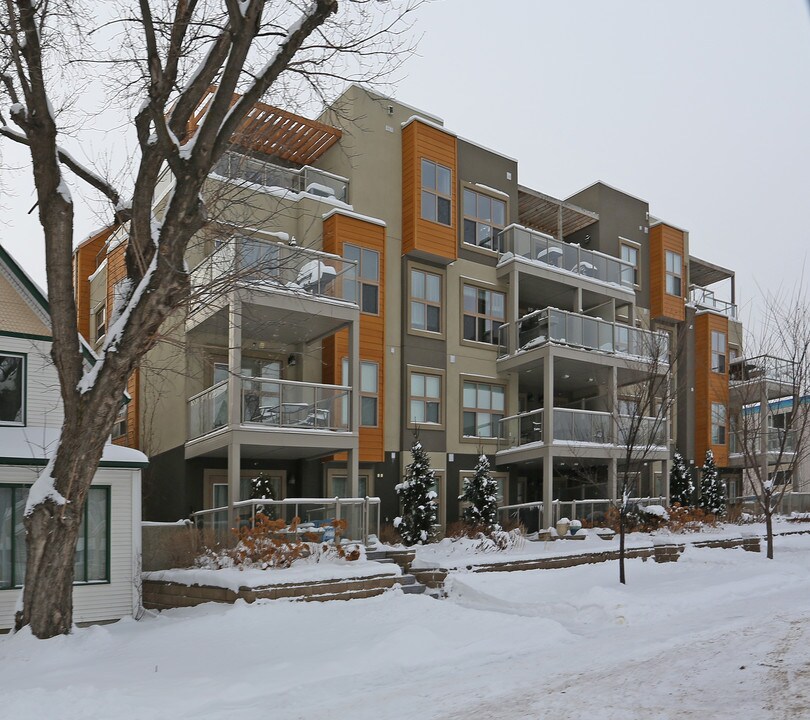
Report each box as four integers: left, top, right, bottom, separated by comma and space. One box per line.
0, 0, 418, 638
732, 289, 810, 559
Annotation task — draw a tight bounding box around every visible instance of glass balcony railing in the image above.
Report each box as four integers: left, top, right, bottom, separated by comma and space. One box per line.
188, 377, 352, 440
191, 236, 357, 305
213, 151, 350, 203
497, 408, 666, 451
498, 308, 669, 365
689, 285, 737, 319
729, 355, 795, 385
730, 428, 796, 455
498, 224, 635, 290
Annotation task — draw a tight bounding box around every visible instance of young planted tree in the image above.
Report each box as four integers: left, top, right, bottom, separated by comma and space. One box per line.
459, 453, 500, 532
732, 288, 810, 559
0, 0, 419, 638
698, 449, 725, 516
669, 450, 694, 507
394, 438, 437, 546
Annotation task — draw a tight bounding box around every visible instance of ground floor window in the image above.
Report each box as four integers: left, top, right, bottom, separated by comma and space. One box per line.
0, 484, 110, 589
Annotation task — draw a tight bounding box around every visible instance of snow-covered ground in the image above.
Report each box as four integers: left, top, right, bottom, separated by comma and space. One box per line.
3, 534, 810, 719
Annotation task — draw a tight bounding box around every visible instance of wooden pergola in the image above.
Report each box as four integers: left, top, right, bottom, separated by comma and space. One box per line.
517, 185, 599, 240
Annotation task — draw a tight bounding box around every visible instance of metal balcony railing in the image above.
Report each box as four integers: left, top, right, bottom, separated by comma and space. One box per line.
498, 307, 669, 365
729, 428, 797, 455
213, 151, 350, 203
729, 355, 795, 385
188, 377, 352, 440
689, 285, 737, 319
498, 224, 635, 290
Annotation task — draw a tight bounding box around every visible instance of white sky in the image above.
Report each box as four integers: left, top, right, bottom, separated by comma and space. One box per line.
2, 0, 809, 326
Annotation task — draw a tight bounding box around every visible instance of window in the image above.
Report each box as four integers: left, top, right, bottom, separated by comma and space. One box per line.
463, 285, 506, 345
328, 472, 372, 498
1, 485, 109, 589
410, 268, 442, 333
620, 240, 639, 287
344, 244, 380, 314
463, 188, 506, 251
711, 402, 726, 445
410, 371, 442, 425
421, 159, 452, 226
94, 305, 106, 340
463, 381, 505, 438
665, 250, 682, 297
342, 359, 378, 427
711, 331, 726, 373
111, 404, 127, 440
0, 353, 25, 426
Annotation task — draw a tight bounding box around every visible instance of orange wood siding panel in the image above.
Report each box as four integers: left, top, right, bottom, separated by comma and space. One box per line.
649, 224, 686, 322
73, 231, 109, 340
322, 213, 386, 462
694, 313, 730, 466
402, 120, 457, 261
113, 369, 140, 449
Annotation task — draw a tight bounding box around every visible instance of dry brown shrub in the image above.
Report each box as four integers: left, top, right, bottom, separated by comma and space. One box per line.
378, 523, 402, 545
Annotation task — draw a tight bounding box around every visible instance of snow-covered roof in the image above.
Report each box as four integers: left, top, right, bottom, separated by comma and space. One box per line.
0, 426, 148, 467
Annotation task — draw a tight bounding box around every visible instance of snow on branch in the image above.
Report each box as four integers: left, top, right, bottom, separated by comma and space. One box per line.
24, 457, 67, 515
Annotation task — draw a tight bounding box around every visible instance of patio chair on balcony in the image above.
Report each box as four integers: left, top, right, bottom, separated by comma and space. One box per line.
572, 261, 598, 278
296, 260, 337, 295
537, 247, 563, 267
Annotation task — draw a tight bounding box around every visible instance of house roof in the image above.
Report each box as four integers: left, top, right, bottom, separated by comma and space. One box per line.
187, 87, 342, 165
689, 255, 735, 288
0, 427, 148, 467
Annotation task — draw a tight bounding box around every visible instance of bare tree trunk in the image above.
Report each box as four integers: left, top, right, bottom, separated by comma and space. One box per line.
765, 506, 774, 560
619, 511, 626, 584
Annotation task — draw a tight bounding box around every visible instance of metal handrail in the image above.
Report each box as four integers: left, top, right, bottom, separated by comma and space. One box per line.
187, 379, 228, 404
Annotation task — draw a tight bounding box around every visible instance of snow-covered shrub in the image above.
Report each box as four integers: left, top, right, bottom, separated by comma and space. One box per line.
475, 528, 524, 553
394, 439, 438, 546
669, 450, 695, 507
698, 449, 726, 516
458, 454, 500, 532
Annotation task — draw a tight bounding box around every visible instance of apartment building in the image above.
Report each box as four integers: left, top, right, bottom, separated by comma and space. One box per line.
73, 85, 747, 528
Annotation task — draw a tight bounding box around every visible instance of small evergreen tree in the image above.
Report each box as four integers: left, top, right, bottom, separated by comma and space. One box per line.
699, 449, 726, 516
394, 438, 438, 545
251, 473, 277, 518
669, 450, 695, 507
459, 454, 500, 532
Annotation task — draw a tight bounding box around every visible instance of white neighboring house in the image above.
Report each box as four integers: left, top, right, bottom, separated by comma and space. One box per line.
0, 242, 146, 630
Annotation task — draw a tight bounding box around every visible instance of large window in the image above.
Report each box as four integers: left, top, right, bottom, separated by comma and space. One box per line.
463, 188, 506, 251
1, 485, 109, 589
344, 244, 380, 314
711, 331, 726, 373
665, 250, 682, 297
711, 403, 726, 445
620, 240, 640, 287
463, 381, 505, 438
94, 305, 106, 341
421, 159, 452, 226
463, 285, 506, 345
409, 371, 442, 425
342, 359, 379, 427
0, 353, 25, 426
410, 268, 442, 334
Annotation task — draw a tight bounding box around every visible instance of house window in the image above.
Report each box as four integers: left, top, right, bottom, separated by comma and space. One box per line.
463, 188, 506, 251
410, 268, 441, 334
1, 485, 109, 589
711, 402, 726, 445
620, 240, 639, 287
111, 404, 128, 440
409, 371, 442, 425
342, 359, 378, 427
421, 159, 452, 226
463, 285, 506, 345
665, 250, 682, 297
711, 331, 726, 373
344, 244, 380, 314
463, 381, 505, 438
94, 305, 106, 341
0, 353, 25, 426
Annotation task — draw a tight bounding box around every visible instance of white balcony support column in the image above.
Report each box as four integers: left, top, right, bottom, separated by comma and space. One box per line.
574, 287, 583, 314
348, 315, 361, 496
662, 458, 671, 504
228, 294, 243, 427
228, 441, 241, 527
760, 380, 769, 492
608, 457, 617, 500
509, 267, 520, 354
543, 351, 555, 523
608, 365, 618, 443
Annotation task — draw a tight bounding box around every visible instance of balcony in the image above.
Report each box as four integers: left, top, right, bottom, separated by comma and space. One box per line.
729, 355, 795, 386
498, 224, 635, 291
213, 150, 349, 203
728, 428, 797, 466
689, 285, 737, 319
498, 308, 669, 366
191, 236, 357, 307
497, 408, 667, 457
189, 377, 351, 440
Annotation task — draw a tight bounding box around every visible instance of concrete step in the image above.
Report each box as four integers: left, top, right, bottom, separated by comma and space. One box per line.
371, 557, 397, 564
365, 550, 388, 561
400, 583, 426, 595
